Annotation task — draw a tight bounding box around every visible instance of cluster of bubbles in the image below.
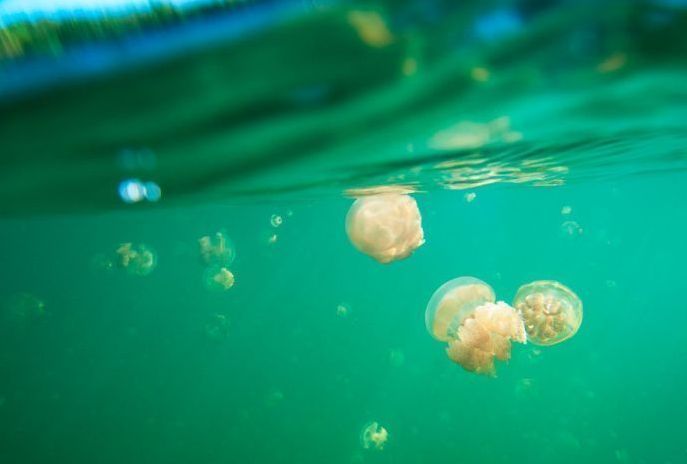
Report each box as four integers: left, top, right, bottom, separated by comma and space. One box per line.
198, 231, 236, 291
344, 192, 583, 377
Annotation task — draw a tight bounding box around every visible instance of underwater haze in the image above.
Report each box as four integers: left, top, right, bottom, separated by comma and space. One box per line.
1, 1, 687, 463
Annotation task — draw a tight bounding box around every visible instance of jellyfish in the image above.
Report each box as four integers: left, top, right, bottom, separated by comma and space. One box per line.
425, 277, 526, 376
115, 242, 157, 276
204, 313, 230, 341
198, 231, 236, 266
345, 193, 424, 264
270, 214, 283, 228
513, 280, 583, 346
204, 266, 235, 291
5, 292, 46, 324
360, 421, 388, 450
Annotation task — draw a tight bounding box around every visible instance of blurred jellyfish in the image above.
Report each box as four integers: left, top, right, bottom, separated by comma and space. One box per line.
336, 303, 350, 318
204, 313, 230, 341
115, 242, 157, 276
561, 205, 572, 215
345, 193, 424, 264
464, 192, 477, 203
198, 231, 236, 266
360, 421, 388, 450
264, 388, 285, 408
513, 280, 583, 346
425, 277, 525, 376
270, 214, 283, 228
561, 220, 583, 237
90, 253, 114, 272
5, 292, 46, 323
388, 348, 405, 367
514, 377, 538, 399
204, 266, 235, 291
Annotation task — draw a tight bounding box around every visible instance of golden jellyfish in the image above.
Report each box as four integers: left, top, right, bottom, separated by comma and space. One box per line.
204, 266, 235, 291
513, 280, 583, 346
425, 277, 526, 376
115, 242, 157, 276
198, 231, 236, 266
345, 194, 424, 264
360, 421, 388, 450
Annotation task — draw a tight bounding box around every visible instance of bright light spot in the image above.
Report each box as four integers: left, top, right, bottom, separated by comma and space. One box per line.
118, 179, 161, 204
143, 181, 162, 202
118, 178, 145, 204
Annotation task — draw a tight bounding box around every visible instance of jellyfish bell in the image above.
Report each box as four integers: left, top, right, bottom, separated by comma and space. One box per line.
360, 421, 388, 450
425, 276, 495, 342
425, 277, 525, 376
513, 280, 583, 346
115, 243, 157, 276
445, 301, 526, 376
204, 266, 235, 291
345, 193, 424, 264
198, 231, 236, 266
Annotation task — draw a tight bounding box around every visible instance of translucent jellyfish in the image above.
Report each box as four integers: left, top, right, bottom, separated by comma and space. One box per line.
115, 242, 157, 276
204, 313, 230, 341
513, 280, 583, 346
360, 422, 388, 450
425, 277, 526, 376
560, 220, 583, 237
345, 193, 424, 264
5, 292, 46, 323
270, 214, 283, 228
336, 303, 350, 318
198, 231, 236, 266
204, 266, 235, 291
388, 348, 405, 367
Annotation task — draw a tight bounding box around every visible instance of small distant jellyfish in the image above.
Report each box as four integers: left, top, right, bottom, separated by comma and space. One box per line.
513, 280, 583, 346
561, 205, 572, 215
204, 313, 230, 341
115, 243, 157, 276
388, 348, 405, 367
345, 193, 424, 264
265, 388, 285, 408
198, 231, 236, 266
360, 422, 389, 450
561, 220, 583, 237
465, 192, 477, 203
270, 214, 283, 228
425, 277, 526, 376
336, 303, 350, 318
204, 266, 235, 291
5, 292, 46, 323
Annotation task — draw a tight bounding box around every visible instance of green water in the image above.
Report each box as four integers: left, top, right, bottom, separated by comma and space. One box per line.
1, 176, 686, 463
2, 1, 687, 463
